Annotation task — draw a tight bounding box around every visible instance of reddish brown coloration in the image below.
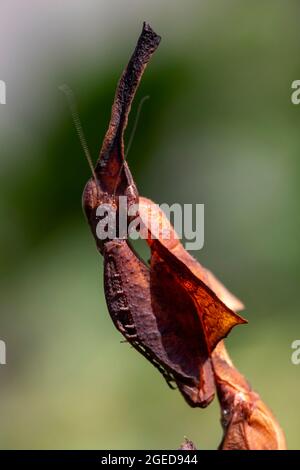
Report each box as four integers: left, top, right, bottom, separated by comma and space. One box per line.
95, 22, 161, 197
82, 22, 246, 408
83, 23, 188, 388
148, 240, 246, 406
82, 23, 245, 406
138, 198, 246, 405
212, 342, 286, 450
82, 23, 286, 449
83, 22, 161, 249
138, 197, 244, 313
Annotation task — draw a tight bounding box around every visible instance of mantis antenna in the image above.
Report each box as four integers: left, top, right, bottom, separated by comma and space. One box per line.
59, 84, 99, 186
60, 84, 148, 199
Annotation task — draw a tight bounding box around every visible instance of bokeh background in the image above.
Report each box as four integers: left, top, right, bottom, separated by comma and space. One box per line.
0, 0, 299, 449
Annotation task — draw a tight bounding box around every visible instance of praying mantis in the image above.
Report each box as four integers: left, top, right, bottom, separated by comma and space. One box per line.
80, 22, 286, 449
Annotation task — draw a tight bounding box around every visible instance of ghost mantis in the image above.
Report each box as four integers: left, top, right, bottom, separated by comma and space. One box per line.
73, 22, 285, 449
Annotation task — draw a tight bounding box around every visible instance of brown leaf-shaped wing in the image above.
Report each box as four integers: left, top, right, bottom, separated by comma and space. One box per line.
138, 197, 244, 312
150, 249, 215, 407
149, 238, 247, 353
136, 197, 246, 405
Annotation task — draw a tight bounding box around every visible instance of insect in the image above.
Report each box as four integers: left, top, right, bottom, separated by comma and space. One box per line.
82, 22, 247, 407
76, 23, 287, 448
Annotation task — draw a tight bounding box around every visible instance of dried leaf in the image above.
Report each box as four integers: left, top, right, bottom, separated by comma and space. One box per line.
137, 198, 246, 405
149, 248, 215, 406
138, 197, 244, 313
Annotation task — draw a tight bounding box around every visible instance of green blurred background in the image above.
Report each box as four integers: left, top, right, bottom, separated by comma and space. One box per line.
0, 0, 299, 449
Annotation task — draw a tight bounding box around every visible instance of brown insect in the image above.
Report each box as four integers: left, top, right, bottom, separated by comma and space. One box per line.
79, 22, 286, 448
82, 22, 246, 408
